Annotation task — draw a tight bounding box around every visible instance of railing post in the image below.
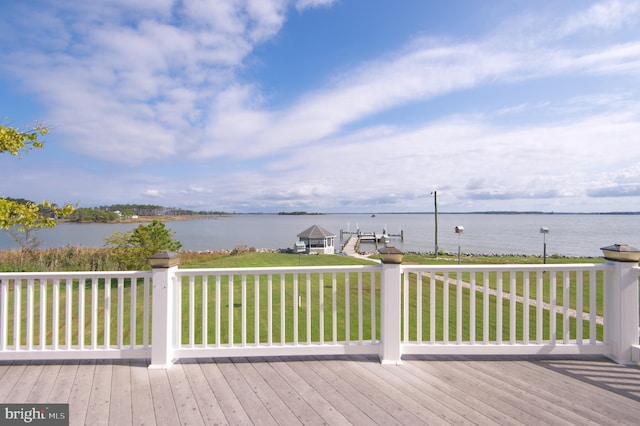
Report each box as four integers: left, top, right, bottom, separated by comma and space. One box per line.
379, 247, 403, 365
603, 257, 639, 365
148, 251, 180, 369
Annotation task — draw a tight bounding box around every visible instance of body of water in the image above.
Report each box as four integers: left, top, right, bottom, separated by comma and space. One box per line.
0, 213, 638, 257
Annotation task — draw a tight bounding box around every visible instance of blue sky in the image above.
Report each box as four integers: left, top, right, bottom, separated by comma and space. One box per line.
2, 0, 640, 213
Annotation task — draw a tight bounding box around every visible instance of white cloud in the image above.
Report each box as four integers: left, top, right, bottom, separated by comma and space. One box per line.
295, 0, 337, 12
562, 0, 640, 35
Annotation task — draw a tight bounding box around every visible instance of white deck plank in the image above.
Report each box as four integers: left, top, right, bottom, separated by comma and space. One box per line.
303, 357, 401, 424
0, 363, 26, 401
231, 358, 302, 425
148, 369, 182, 426
109, 361, 132, 426
267, 357, 352, 425
252, 357, 329, 425
454, 359, 607, 425
86, 360, 113, 426
0, 355, 639, 425
180, 360, 227, 425
357, 355, 509, 425
216, 358, 279, 426
285, 356, 379, 425
3, 362, 42, 402
318, 356, 447, 425
129, 360, 157, 426
68, 360, 97, 426
26, 361, 61, 403
166, 363, 205, 426
47, 361, 79, 403
197, 358, 252, 425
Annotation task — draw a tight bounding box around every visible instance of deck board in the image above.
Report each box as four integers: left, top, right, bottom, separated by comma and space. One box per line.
4, 362, 42, 402
68, 360, 96, 426
27, 361, 61, 403
86, 360, 112, 426
1, 355, 640, 426
196, 358, 252, 425
109, 362, 132, 426
129, 360, 156, 426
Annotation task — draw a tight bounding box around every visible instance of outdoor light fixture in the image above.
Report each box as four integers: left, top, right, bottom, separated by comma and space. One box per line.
455, 225, 464, 264
540, 227, 549, 264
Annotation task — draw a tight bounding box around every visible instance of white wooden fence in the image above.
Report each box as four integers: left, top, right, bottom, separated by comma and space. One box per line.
1, 256, 638, 369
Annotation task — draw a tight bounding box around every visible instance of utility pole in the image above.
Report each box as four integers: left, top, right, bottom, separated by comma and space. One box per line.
431, 191, 438, 258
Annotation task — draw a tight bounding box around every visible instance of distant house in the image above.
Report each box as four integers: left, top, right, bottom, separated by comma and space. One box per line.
296, 225, 335, 255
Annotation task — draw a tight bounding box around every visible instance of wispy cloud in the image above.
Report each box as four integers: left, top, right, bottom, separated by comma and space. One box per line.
2, 1, 640, 212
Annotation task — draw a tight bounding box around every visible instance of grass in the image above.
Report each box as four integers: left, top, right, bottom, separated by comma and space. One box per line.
1, 250, 606, 348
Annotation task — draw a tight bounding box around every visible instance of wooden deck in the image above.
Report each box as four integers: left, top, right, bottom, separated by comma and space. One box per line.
2, 355, 640, 425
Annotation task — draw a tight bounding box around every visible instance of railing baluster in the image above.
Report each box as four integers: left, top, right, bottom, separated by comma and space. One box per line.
576, 271, 583, 345
267, 274, 273, 346
403, 271, 409, 343
0, 279, 7, 351
483, 271, 489, 344
589, 270, 597, 344
130, 278, 137, 349
293, 274, 298, 346
280, 274, 285, 345
255, 274, 260, 346
496, 272, 502, 345
319, 273, 324, 345
202, 275, 208, 347
189, 275, 195, 347
332, 272, 337, 344
443, 271, 449, 344
143, 276, 150, 348
26, 279, 34, 351
79, 279, 85, 350
66, 278, 73, 350
563, 271, 570, 344
345, 273, 350, 344
40, 280, 47, 350
228, 274, 234, 346
103, 278, 110, 349
307, 273, 312, 345
14, 280, 21, 349
91, 278, 98, 349
456, 271, 462, 344
357, 272, 363, 344
371, 271, 376, 343
417, 271, 423, 344
523, 272, 530, 344
215, 275, 221, 347
117, 277, 124, 349
536, 271, 543, 344
469, 272, 476, 344
510, 272, 516, 344
550, 271, 557, 344
430, 271, 436, 344
241, 274, 247, 347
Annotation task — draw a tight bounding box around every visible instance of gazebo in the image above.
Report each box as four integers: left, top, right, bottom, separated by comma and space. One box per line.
296, 225, 335, 254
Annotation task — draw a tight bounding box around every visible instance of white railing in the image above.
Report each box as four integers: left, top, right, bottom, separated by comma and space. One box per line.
171, 266, 381, 360
399, 264, 609, 356
1, 256, 638, 369
0, 271, 152, 360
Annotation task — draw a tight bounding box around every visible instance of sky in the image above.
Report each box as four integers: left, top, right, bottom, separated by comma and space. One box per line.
2, 0, 640, 213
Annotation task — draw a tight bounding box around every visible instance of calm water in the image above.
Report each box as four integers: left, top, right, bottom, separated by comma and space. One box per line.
1, 213, 638, 257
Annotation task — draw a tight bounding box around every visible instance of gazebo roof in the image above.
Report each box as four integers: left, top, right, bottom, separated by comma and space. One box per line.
297, 224, 335, 239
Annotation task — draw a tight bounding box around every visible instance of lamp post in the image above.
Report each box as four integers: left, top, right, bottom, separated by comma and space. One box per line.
455, 225, 464, 264
431, 191, 438, 258
540, 227, 549, 264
